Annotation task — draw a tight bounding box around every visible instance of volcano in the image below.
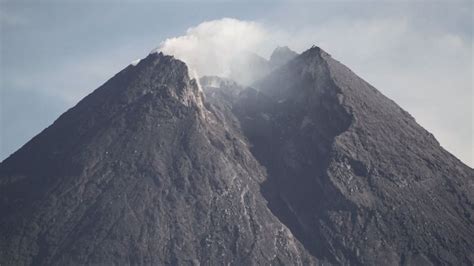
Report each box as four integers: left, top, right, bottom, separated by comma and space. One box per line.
1, 46, 473, 265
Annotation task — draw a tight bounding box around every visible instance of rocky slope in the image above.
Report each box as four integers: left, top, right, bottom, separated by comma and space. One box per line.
0, 52, 315, 265
220, 46, 474, 265
1, 46, 473, 265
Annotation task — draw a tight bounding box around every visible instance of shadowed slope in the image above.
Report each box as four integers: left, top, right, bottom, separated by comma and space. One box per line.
231, 46, 474, 265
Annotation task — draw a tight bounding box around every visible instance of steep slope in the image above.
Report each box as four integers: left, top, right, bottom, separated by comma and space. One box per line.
2, 45, 472, 266
231, 46, 474, 265
0, 53, 315, 265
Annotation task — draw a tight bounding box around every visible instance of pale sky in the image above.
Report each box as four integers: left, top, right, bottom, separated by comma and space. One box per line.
1, 0, 472, 166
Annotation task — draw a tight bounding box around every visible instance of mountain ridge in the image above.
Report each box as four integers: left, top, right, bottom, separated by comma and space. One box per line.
235, 45, 474, 264
0, 51, 317, 265
1, 45, 473, 265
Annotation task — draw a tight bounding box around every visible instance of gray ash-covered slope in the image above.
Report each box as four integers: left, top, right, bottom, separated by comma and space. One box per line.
1, 44, 473, 266
0, 52, 315, 265
223, 46, 473, 265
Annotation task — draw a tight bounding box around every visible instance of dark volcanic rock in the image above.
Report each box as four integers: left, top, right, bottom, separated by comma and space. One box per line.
231, 46, 474, 265
1, 45, 473, 266
0, 53, 315, 265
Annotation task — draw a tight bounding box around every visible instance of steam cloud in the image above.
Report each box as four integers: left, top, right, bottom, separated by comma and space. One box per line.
151, 17, 472, 166
156, 18, 267, 80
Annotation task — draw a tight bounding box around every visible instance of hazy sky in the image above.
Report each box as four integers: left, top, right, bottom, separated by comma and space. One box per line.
1, 0, 472, 166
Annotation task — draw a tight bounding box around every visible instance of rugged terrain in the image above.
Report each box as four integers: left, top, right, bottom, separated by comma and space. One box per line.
1, 46, 473, 265
209, 47, 474, 265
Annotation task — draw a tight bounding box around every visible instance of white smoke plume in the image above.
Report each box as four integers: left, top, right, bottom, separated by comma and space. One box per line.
150, 17, 472, 166
155, 18, 268, 81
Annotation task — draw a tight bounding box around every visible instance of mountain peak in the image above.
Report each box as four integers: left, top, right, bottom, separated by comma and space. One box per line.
270, 46, 297, 58
234, 44, 473, 265
269, 46, 298, 68
131, 51, 205, 111
0, 45, 317, 265
1, 44, 472, 265
299, 45, 331, 60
